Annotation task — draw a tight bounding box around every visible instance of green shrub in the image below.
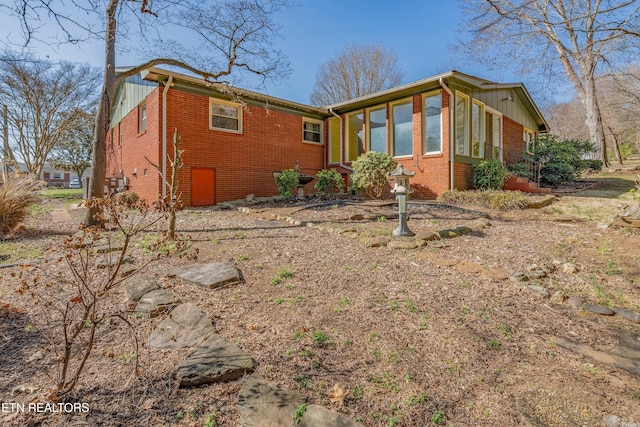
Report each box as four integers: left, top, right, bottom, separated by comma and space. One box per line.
0, 172, 42, 234
580, 159, 603, 171
115, 191, 140, 208
274, 169, 299, 200
472, 159, 508, 190
314, 169, 344, 194
350, 152, 396, 199
540, 162, 576, 187
507, 162, 533, 180
438, 189, 530, 210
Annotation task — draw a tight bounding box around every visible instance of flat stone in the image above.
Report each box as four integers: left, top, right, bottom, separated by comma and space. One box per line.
174, 334, 254, 387
563, 263, 579, 274
614, 307, 640, 323
119, 263, 136, 278
96, 254, 130, 268
584, 304, 615, 316
527, 266, 548, 279
516, 388, 605, 427
510, 273, 529, 282
604, 415, 640, 427
135, 289, 180, 317
124, 277, 159, 302
567, 296, 585, 308
551, 291, 566, 304
414, 231, 439, 241
473, 218, 491, 229
298, 405, 360, 427
457, 261, 484, 274
482, 267, 509, 281
438, 229, 459, 238
167, 262, 240, 290
350, 214, 364, 221
527, 285, 550, 298
453, 225, 473, 235
93, 243, 124, 254
388, 239, 419, 250
238, 377, 305, 427
147, 303, 216, 349
366, 236, 391, 247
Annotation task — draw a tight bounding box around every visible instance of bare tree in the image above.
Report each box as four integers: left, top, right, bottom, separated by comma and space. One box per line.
459, 0, 640, 167
310, 43, 405, 106
0, 53, 100, 178
49, 108, 95, 187
1, 0, 292, 226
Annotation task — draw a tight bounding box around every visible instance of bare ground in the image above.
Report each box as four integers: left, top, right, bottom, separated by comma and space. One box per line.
1, 174, 640, 427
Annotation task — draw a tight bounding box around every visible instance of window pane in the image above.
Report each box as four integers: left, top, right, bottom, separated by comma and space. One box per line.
424, 94, 441, 153
211, 103, 238, 118
393, 102, 412, 157
368, 108, 386, 153
455, 95, 468, 155
472, 102, 483, 158
347, 112, 364, 161
304, 130, 321, 142
212, 115, 239, 130
303, 121, 322, 143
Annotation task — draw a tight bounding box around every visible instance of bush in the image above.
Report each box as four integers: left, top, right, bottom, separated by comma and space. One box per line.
438, 189, 530, 210
314, 169, 344, 194
507, 162, 533, 180
472, 159, 508, 190
0, 172, 42, 235
350, 152, 396, 199
580, 159, 603, 172
540, 162, 576, 187
115, 190, 140, 208
274, 169, 299, 200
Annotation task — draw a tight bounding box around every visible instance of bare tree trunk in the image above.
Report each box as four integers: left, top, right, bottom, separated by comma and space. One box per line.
85, 0, 118, 227
583, 78, 610, 167
607, 126, 624, 166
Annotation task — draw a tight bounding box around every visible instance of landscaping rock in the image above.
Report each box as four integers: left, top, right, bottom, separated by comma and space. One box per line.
563, 263, 579, 274
350, 214, 364, 221
167, 262, 240, 290
481, 267, 509, 281
414, 231, 439, 241
516, 388, 605, 427
527, 265, 548, 279
298, 405, 360, 427
174, 334, 254, 387
388, 239, 419, 250
567, 296, 585, 308
119, 263, 136, 278
510, 273, 529, 282
366, 236, 391, 248
453, 225, 473, 235
135, 289, 180, 317
147, 303, 216, 349
438, 229, 459, 238
551, 291, 567, 304
473, 218, 491, 229
527, 285, 550, 298
124, 277, 159, 302
93, 243, 124, 254
96, 254, 130, 269
604, 414, 640, 427
614, 307, 640, 323
584, 304, 615, 316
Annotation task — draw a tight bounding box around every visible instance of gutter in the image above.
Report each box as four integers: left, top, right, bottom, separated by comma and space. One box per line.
439, 78, 455, 191
161, 76, 173, 199
328, 108, 353, 172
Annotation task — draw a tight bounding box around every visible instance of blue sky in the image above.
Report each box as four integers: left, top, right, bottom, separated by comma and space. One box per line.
0, 1, 532, 105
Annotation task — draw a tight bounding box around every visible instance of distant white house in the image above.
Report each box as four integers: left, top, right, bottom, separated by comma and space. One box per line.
12, 162, 91, 187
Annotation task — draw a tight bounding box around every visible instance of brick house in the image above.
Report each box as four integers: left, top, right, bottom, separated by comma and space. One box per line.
107, 68, 548, 206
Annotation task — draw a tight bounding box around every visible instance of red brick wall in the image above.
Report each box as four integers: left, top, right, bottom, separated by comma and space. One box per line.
503, 116, 525, 165
109, 87, 324, 206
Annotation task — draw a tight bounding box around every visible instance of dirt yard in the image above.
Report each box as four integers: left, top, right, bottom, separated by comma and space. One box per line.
1, 170, 639, 427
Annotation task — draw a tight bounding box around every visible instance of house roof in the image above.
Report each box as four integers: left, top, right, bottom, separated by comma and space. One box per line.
327, 70, 549, 133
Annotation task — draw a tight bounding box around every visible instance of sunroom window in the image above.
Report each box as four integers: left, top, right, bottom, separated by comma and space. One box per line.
368, 107, 387, 153
391, 100, 413, 157
424, 92, 442, 154
455, 92, 469, 156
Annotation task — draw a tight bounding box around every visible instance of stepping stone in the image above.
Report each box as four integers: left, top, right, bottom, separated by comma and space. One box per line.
366, 236, 391, 247
125, 277, 159, 302
527, 285, 550, 298
510, 273, 529, 282
414, 231, 439, 241
174, 335, 254, 387
472, 218, 491, 229
453, 225, 473, 235
388, 239, 419, 250
167, 262, 240, 290
119, 263, 136, 278
238, 377, 358, 427
135, 289, 180, 317
614, 307, 640, 323
147, 303, 216, 349
457, 261, 484, 274
567, 296, 585, 308
516, 388, 605, 427
481, 267, 509, 281
584, 304, 615, 316
438, 229, 459, 238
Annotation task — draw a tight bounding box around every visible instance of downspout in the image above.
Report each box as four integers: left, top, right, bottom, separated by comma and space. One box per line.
328, 108, 353, 172
439, 78, 454, 191
161, 76, 173, 199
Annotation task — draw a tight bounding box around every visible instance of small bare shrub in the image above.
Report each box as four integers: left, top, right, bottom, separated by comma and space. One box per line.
0, 172, 43, 235
438, 189, 530, 210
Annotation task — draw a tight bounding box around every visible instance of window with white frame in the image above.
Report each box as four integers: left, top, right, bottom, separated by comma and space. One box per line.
391, 100, 413, 157
52, 172, 62, 180
424, 92, 442, 154
210, 98, 241, 132
471, 100, 484, 158
138, 102, 147, 132
303, 118, 323, 144
368, 107, 387, 153
455, 92, 469, 156
524, 128, 535, 153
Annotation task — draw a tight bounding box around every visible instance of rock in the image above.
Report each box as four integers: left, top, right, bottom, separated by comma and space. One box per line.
414, 231, 439, 241
366, 236, 391, 248
614, 307, 640, 323
527, 285, 550, 298
174, 334, 254, 387
567, 296, 585, 308
438, 229, 459, 238
350, 214, 364, 221
96, 254, 130, 269
238, 377, 305, 427
342, 231, 360, 239
584, 304, 615, 316
551, 291, 566, 304
517, 388, 606, 427
473, 218, 491, 229
453, 225, 473, 235
527, 265, 548, 279
245, 193, 255, 202
147, 303, 216, 349
135, 289, 180, 317
604, 414, 640, 427
119, 263, 136, 278
167, 262, 240, 290
93, 243, 124, 254
388, 239, 419, 250
124, 277, 159, 302
482, 268, 509, 281
510, 273, 529, 282
562, 263, 579, 274
456, 261, 484, 274
298, 405, 360, 427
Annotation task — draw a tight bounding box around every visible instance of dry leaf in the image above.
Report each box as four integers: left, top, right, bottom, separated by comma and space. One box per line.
328, 384, 348, 408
